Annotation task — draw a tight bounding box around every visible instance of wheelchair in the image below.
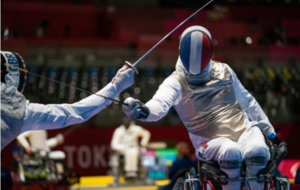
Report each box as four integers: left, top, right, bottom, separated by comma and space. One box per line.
108, 150, 147, 183
181, 161, 290, 190
173, 140, 290, 190
16, 150, 67, 183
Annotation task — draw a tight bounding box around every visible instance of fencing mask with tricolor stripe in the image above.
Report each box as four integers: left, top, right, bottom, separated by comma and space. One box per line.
176, 26, 213, 85
1, 51, 27, 93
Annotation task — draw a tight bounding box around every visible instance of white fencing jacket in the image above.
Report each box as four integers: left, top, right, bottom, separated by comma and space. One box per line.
1, 82, 118, 149
111, 124, 151, 152
144, 63, 275, 148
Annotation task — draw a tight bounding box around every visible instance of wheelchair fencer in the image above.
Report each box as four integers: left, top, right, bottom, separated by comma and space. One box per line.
172, 139, 289, 190
17, 148, 66, 183
110, 119, 150, 182
108, 150, 147, 183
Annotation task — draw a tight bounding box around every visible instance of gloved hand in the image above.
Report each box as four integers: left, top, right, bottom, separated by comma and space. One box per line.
111, 63, 136, 95
257, 133, 287, 182
122, 97, 149, 120
257, 161, 278, 183
266, 133, 288, 165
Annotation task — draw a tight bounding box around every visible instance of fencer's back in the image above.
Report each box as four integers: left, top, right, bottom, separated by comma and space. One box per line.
1, 83, 26, 149
29, 131, 49, 151
118, 125, 140, 147
172, 61, 246, 142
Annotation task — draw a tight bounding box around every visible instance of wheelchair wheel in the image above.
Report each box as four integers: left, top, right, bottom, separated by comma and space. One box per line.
185, 172, 192, 190
190, 167, 200, 190
274, 174, 289, 190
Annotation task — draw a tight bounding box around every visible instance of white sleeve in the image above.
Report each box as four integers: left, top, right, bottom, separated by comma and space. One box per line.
135, 126, 151, 147
227, 65, 275, 135
21, 83, 118, 132
145, 77, 182, 122
17, 131, 31, 149
46, 138, 58, 149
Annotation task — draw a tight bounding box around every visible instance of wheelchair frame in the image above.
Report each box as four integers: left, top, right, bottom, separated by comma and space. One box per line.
183, 161, 290, 190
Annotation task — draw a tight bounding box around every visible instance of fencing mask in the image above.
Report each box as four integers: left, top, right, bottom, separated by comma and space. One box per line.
176, 26, 213, 85
1, 51, 27, 93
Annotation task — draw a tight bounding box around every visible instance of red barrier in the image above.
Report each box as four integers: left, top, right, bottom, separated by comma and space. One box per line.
279, 160, 300, 180
269, 46, 300, 62
281, 19, 300, 38
0, 124, 295, 176
1, 126, 192, 176
2, 2, 102, 38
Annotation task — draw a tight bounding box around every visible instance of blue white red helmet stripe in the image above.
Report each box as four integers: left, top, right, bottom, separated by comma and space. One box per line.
189, 32, 203, 75
179, 33, 191, 72
200, 34, 212, 72
179, 26, 212, 76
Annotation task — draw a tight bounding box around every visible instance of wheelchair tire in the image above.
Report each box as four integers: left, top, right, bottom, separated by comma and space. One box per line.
190, 167, 200, 190
185, 172, 192, 190
274, 174, 289, 190
171, 178, 185, 190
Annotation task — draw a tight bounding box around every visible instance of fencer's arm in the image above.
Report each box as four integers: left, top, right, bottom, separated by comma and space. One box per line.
144, 77, 182, 121
46, 138, 58, 149
46, 134, 64, 148
137, 127, 151, 147
123, 77, 182, 121
16, 131, 31, 149
227, 65, 275, 135
21, 66, 135, 132
22, 84, 115, 132
110, 127, 126, 152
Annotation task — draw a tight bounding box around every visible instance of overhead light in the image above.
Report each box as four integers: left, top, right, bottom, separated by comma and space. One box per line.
212, 39, 218, 46
246, 37, 252, 44
4, 29, 9, 37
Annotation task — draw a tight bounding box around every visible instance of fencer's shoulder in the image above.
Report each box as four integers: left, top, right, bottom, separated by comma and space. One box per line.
166, 72, 184, 86
131, 125, 143, 130
1, 82, 19, 94
169, 71, 181, 80
212, 61, 234, 76
158, 73, 182, 89
212, 60, 230, 69
216, 62, 236, 75
116, 125, 126, 131
211, 61, 236, 81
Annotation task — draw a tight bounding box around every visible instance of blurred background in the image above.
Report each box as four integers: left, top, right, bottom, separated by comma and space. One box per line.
1, 0, 300, 189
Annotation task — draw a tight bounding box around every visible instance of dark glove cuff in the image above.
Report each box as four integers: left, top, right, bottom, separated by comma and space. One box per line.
274, 142, 288, 165
135, 101, 150, 120
257, 161, 278, 183
270, 136, 282, 146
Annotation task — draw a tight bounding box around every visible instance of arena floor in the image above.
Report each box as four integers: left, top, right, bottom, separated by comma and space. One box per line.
71, 176, 170, 190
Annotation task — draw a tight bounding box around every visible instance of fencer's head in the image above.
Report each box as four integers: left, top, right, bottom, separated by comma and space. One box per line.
177, 26, 213, 84
176, 142, 190, 158
1, 51, 27, 93
122, 117, 131, 128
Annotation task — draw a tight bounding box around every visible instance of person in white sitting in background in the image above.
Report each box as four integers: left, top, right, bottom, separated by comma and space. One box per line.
17, 130, 65, 159
111, 117, 151, 179
17, 130, 66, 175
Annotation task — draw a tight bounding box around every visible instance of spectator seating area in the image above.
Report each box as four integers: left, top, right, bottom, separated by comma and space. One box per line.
2, 1, 300, 49
22, 63, 300, 126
